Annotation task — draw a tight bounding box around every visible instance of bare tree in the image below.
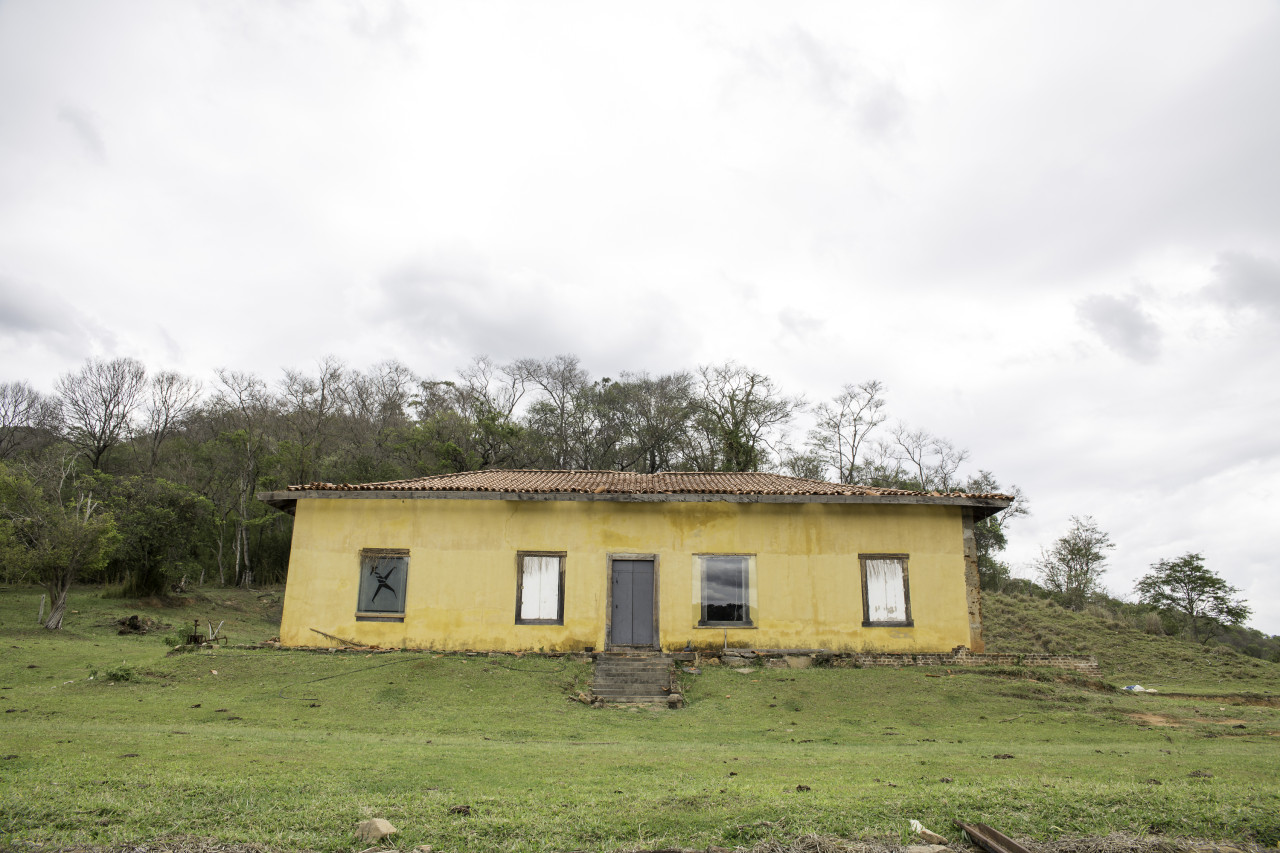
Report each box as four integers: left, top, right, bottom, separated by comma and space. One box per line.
277, 356, 345, 485
0, 381, 60, 460
890, 425, 970, 491
335, 360, 417, 479
55, 357, 148, 470
141, 371, 202, 471
689, 362, 805, 472
517, 354, 594, 468
210, 369, 275, 587
807, 380, 886, 483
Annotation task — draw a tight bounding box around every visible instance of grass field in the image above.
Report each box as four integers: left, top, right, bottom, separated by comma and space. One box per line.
1, 586, 1278, 852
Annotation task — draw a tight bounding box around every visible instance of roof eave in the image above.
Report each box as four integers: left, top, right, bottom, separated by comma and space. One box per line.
257, 489, 1012, 515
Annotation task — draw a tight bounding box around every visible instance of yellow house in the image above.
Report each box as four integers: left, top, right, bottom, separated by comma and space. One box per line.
258, 470, 1011, 654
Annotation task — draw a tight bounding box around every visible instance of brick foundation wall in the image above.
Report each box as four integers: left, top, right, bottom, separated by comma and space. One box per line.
692, 646, 1101, 677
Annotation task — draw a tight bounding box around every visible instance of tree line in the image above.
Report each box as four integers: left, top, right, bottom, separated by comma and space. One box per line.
1, 353, 1265, 653
1020, 515, 1268, 660
0, 354, 1028, 620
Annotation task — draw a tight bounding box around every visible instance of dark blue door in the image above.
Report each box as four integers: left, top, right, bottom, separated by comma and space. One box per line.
611, 560, 654, 646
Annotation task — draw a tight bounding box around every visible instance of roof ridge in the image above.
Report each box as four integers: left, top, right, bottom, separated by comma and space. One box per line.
281, 469, 1013, 503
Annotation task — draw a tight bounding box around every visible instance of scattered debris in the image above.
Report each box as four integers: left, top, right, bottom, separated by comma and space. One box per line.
955, 821, 1035, 853
910, 819, 948, 844
117, 615, 168, 635
355, 818, 397, 843
682, 666, 701, 674
310, 627, 368, 648
1123, 685, 1157, 693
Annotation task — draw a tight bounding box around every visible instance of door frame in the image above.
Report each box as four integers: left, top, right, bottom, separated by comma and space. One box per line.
605, 553, 660, 650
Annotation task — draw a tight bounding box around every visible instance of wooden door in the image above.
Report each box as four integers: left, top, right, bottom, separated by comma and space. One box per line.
610, 559, 655, 646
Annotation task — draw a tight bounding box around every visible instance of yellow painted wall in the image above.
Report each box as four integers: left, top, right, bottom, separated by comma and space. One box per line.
278, 497, 973, 653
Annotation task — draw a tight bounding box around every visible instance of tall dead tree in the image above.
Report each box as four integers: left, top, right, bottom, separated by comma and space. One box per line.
55, 357, 148, 470
0, 381, 60, 460
807, 380, 886, 484
141, 371, 203, 471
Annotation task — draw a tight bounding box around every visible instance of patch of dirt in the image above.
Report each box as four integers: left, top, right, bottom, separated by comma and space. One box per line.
1156, 693, 1280, 707
116, 615, 170, 635
1128, 712, 1182, 727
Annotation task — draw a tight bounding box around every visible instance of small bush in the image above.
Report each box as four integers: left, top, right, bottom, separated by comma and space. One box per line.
104, 665, 136, 682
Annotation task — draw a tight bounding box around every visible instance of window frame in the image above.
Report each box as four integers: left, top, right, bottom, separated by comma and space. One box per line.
696, 553, 754, 628
859, 552, 913, 627
515, 551, 567, 626
355, 547, 410, 623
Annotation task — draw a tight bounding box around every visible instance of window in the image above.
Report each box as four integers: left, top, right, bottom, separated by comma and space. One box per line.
698, 554, 752, 626
860, 554, 912, 626
357, 548, 409, 622
516, 552, 565, 625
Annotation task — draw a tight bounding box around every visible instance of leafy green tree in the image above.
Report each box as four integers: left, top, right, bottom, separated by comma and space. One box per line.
1136, 552, 1251, 642
98, 474, 213, 596
0, 458, 119, 629
1034, 515, 1113, 610
963, 472, 1029, 591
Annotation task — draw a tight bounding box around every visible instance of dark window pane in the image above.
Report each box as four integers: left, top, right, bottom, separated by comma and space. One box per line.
702, 556, 749, 624
358, 554, 408, 614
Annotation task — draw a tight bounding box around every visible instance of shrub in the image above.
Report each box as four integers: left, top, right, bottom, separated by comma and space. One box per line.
104, 664, 136, 682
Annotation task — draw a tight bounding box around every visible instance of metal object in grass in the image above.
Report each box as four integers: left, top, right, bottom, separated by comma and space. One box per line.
955, 822, 1034, 853
186, 619, 228, 646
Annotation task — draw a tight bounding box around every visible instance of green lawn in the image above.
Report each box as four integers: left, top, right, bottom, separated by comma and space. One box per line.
1, 586, 1278, 852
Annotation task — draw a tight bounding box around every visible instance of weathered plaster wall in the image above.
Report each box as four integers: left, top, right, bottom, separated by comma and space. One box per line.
961, 508, 985, 653
279, 498, 973, 653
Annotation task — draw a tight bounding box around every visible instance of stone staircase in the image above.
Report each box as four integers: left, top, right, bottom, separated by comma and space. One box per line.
591, 650, 678, 706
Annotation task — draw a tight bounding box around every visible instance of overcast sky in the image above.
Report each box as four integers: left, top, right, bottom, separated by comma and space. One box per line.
2, 1, 1278, 633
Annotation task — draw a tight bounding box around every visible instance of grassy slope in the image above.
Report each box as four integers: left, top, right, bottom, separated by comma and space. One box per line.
982, 591, 1280, 693
0, 586, 1277, 852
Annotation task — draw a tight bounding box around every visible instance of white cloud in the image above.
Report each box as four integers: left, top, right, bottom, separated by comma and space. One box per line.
0, 0, 1277, 631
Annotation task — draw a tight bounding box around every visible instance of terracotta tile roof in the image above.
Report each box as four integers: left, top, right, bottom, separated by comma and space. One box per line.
285, 469, 1013, 501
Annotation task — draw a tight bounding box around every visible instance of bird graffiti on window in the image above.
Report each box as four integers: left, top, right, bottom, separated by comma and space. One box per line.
368, 560, 398, 604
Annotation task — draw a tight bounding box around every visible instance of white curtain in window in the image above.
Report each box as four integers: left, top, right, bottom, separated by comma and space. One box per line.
521, 556, 559, 620
865, 558, 906, 622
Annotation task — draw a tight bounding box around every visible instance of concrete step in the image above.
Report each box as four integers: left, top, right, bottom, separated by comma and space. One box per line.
591, 652, 673, 705
593, 688, 669, 697
593, 677, 668, 686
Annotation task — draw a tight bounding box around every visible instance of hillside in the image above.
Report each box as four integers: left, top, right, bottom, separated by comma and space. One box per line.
982, 590, 1280, 693
1, 585, 1279, 850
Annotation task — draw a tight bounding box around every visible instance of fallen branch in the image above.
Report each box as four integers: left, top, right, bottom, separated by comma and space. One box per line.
309, 628, 368, 648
